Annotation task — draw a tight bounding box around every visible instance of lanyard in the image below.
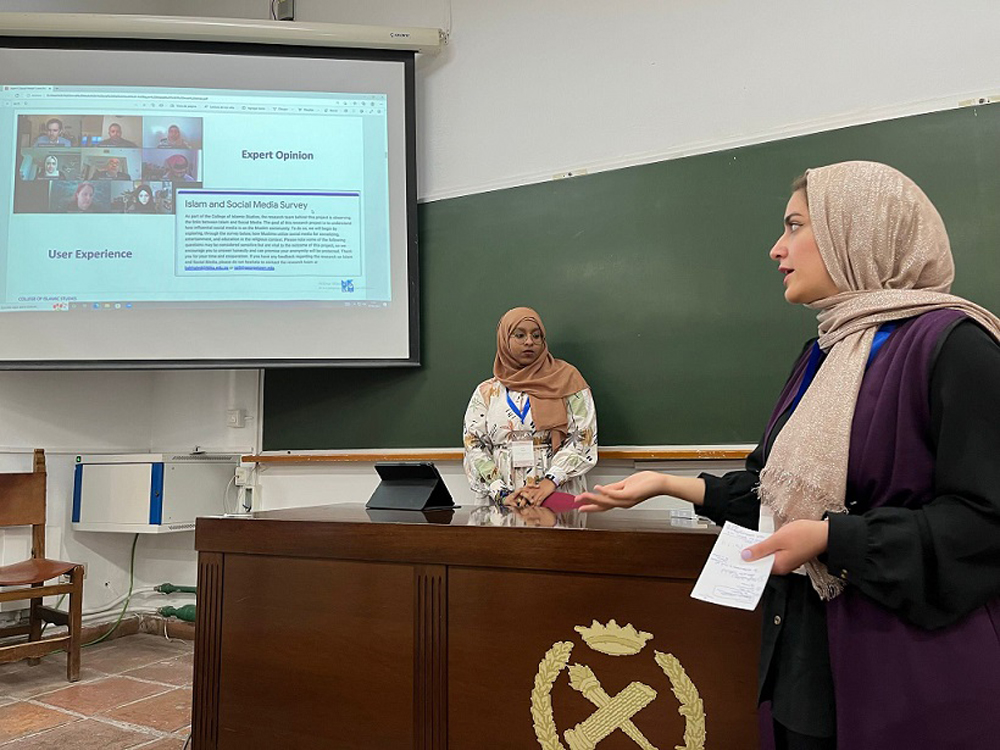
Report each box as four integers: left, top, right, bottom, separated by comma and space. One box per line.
789, 341, 824, 414
868, 322, 898, 366
789, 321, 899, 415
506, 391, 531, 424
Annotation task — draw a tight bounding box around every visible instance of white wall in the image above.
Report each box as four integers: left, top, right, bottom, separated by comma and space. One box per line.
2, 0, 999, 621
0, 367, 258, 620
412, 0, 1000, 201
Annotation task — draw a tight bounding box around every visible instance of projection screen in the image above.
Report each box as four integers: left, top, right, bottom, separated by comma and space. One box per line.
0, 36, 418, 368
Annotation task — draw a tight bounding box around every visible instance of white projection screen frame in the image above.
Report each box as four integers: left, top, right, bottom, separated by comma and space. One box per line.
0, 34, 419, 368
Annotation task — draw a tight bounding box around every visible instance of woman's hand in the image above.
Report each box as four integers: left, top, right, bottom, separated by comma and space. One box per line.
741, 519, 829, 575
505, 478, 556, 507
574, 471, 669, 512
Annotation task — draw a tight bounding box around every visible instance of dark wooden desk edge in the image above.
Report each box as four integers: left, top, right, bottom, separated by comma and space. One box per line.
195, 515, 715, 580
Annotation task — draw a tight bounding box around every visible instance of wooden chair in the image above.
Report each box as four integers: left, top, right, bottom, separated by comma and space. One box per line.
0, 449, 84, 681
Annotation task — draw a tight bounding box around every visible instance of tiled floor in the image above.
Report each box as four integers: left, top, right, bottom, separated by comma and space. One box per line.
0, 634, 192, 748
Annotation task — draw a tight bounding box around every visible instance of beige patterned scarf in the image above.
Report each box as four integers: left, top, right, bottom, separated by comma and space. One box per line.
757, 161, 1000, 599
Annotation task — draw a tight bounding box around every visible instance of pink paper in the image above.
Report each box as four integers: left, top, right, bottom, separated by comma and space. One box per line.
541, 491, 583, 513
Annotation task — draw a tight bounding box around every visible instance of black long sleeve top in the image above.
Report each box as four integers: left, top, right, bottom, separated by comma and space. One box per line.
695, 319, 1000, 737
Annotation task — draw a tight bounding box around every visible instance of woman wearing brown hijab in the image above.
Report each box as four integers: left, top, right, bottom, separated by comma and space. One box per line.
463, 307, 597, 508
578, 162, 1000, 749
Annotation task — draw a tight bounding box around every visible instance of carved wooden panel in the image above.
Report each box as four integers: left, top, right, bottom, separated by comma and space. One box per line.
414, 565, 447, 750
448, 567, 759, 750
192, 552, 224, 750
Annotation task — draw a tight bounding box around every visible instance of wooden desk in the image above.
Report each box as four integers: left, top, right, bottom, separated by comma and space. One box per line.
193, 505, 760, 749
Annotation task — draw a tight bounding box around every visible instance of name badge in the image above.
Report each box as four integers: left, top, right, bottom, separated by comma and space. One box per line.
511, 439, 535, 467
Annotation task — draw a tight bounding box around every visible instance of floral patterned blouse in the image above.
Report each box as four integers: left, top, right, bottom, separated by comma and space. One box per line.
462, 378, 598, 503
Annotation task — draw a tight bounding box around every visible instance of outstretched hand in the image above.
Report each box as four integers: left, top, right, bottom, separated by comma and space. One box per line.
574, 471, 667, 513
741, 519, 829, 575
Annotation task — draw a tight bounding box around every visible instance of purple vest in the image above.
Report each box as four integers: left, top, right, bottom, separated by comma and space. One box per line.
769, 310, 1000, 747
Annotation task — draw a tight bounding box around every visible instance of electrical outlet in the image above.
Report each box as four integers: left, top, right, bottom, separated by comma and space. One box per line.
242, 486, 255, 512
234, 466, 252, 486
276, 0, 294, 21
959, 94, 1000, 107
236, 485, 256, 513
226, 408, 246, 428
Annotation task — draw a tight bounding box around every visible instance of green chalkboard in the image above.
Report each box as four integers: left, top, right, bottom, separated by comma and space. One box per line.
263, 105, 1000, 449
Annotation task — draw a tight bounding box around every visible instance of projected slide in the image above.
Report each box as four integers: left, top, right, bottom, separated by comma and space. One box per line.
0, 87, 391, 311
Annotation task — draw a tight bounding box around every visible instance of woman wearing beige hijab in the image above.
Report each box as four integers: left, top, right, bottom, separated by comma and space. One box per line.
578, 162, 1000, 749
463, 307, 597, 508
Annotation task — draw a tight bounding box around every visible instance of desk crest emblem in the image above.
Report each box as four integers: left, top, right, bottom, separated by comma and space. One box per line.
531, 619, 706, 750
